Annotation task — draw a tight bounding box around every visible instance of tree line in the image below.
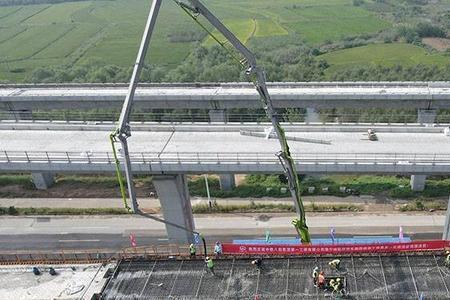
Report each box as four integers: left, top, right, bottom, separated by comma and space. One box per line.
0, 0, 105, 6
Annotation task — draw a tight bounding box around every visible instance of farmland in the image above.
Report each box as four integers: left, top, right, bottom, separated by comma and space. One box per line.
321, 43, 450, 76
0, 0, 449, 82
0, 0, 395, 82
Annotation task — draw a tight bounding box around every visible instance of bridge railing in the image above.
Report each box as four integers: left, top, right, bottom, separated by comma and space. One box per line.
3, 110, 450, 124
1, 151, 449, 165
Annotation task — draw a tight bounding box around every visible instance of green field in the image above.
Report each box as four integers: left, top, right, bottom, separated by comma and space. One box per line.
0, 0, 396, 82
321, 43, 450, 74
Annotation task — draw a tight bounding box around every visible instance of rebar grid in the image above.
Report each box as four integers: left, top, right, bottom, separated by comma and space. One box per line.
100, 255, 450, 300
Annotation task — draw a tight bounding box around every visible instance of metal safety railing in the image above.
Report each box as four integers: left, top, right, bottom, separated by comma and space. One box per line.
3, 110, 450, 124
1, 151, 449, 165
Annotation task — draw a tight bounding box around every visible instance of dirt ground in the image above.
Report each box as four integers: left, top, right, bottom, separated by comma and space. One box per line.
0, 183, 155, 198
422, 37, 450, 51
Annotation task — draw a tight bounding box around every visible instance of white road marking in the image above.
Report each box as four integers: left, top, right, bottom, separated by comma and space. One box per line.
157, 238, 169, 241
58, 239, 100, 243
70, 227, 109, 230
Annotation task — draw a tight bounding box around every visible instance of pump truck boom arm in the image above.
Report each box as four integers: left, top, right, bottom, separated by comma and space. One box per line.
110, 0, 163, 212
176, 0, 310, 243
111, 0, 311, 243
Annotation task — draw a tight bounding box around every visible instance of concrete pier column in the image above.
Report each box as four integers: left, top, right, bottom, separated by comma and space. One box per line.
209, 109, 234, 190
417, 109, 437, 124
443, 197, 450, 240
305, 108, 320, 123
410, 175, 427, 191
209, 109, 227, 123
153, 175, 195, 244
219, 174, 236, 191
31, 172, 55, 190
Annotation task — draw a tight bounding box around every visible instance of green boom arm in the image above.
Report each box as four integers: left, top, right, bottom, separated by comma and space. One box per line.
176, 0, 311, 243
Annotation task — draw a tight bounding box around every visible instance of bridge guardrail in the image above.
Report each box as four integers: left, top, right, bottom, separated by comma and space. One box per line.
1, 151, 449, 165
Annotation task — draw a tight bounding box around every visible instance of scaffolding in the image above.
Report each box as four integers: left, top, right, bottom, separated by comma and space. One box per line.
101, 254, 450, 299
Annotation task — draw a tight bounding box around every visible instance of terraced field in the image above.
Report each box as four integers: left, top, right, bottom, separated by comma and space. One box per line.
0, 0, 433, 82
321, 43, 450, 75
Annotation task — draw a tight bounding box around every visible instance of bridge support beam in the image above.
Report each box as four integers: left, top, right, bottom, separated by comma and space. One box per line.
442, 197, 450, 240
410, 175, 427, 191
305, 108, 320, 123
219, 174, 236, 191
153, 175, 195, 244
31, 172, 55, 190
417, 109, 437, 124
209, 109, 227, 123
209, 109, 235, 190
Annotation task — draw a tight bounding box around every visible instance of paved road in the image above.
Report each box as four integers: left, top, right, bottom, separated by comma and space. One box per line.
0, 232, 441, 252
0, 213, 444, 251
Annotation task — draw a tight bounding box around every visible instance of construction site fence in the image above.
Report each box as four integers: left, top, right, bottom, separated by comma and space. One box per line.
1, 240, 450, 265
222, 240, 450, 256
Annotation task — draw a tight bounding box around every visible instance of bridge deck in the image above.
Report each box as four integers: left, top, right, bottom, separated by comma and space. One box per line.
1, 129, 449, 154
2, 82, 450, 109
102, 255, 450, 299
1, 128, 450, 174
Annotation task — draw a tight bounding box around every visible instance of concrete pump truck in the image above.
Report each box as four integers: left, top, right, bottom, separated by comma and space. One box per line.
110, 0, 311, 244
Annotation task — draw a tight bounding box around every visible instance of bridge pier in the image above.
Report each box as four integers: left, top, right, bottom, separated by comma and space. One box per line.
410, 175, 427, 191
209, 109, 227, 123
31, 172, 55, 190
417, 109, 437, 124
153, 175, 195, 244
305, 108, 320, 123
219, 174, 236, 191
442, 197, 450, 240
209, 109, 236, 190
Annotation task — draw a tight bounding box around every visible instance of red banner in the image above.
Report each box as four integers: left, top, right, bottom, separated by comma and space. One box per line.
222, 240, 448, 255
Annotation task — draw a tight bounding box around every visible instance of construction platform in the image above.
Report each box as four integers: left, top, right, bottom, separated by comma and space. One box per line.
0, 263, 113, 300
102, 254, 450, 299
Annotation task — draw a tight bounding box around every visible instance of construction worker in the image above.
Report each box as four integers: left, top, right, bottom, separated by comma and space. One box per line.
317, 271, 325, 289
214, 241, 223, 257
189, 243, 196, 257
205, 256, 215, 275
312, 266, 319, 287
445, 251, 450, 267
335, 278, 343, 291
329, 258, 341, 270
251, 258, 263, 270
329, 279, 337, 291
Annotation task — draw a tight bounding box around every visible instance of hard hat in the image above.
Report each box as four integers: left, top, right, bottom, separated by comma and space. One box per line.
190, 244, 194, 247
216, 241, 220, 244
336, 278, 341, 282
330, 279, 335, 284
328, 261, 333, 265
206, 256, 210, 260
252, 260, 256, 264
314, 266, 319, 271
446, 251, 450, 254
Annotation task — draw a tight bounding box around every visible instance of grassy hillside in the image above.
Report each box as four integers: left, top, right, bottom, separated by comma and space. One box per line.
321, 43, 450, 76
0, 0, 392, 82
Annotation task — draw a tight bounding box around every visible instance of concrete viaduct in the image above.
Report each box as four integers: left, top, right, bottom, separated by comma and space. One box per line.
1, 123, 450, 242
1, 81, 450, 123
2, 81, 450, 242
